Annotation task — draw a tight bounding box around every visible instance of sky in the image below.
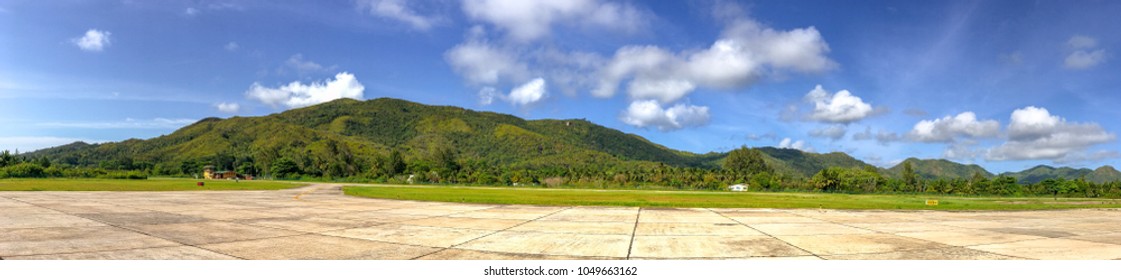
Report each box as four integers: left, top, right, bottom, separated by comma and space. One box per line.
1, 0, 1119, 173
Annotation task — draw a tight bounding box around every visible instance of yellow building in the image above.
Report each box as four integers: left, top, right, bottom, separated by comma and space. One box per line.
202, 166, 239, 180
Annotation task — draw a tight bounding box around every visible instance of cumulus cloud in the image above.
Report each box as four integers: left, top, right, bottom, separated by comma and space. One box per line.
621, 100, 710, 131
907, 112, 1000, 142
246, 72, 365, 108
461, 0, 645, 42
778, 138, 813, 152
1063, 35, 1107, 70
986, 106, 1116, 161
507, 78, 548, 106
215, 102, 240, 113
185, 7, 199, 16
445, 37, 530, 85
595, 21, 834, 104
803, 85, 876, 124
72, 29, 111, 52
356, 0, 442, 31
809, 125, 847, 140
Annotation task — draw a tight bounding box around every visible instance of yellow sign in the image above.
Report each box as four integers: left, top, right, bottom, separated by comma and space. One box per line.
925, 199, 939, 206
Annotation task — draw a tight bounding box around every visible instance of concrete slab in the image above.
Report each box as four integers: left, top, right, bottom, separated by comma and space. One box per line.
822, 247, 1025, 260
508, 220, 634, 235
636, 222, 763, 236
1067, 233, 1121, 245
201, 234, 440, 260
457, 231, 631, 258
540, 207, 638, 222
178, 209, 293, 221
129, 221, 303, 245
399, 217, 525, 231
243, 217, 375, 233
4, 186, 1121, 260
0, 213, 105, 229
728, 216, 826, 224
969, 238, 1121, 260
779, 234, 947, 256
630, 235, 809, 258
847, 222, 963, 233
896, 229, 1046, 247
0, 226, 180, 257
321, 224, 495, 247
7, 246, 237, 260
78, 212, 211, 226
753, 223, 876, 236
417, 248, 622, 260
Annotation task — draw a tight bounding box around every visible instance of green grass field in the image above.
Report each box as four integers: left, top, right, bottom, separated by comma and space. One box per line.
0, 178, 306, 191
344, 185, 1121, 211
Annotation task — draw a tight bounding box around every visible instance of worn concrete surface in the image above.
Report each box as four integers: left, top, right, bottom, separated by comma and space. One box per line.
2, 184, 1121, 260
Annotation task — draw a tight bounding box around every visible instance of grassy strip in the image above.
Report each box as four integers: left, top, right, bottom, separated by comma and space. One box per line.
0, 178, 305, 191
344, 185, 1121, 210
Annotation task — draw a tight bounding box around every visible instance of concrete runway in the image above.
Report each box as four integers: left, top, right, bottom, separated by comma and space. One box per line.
2, 184, 1121, 260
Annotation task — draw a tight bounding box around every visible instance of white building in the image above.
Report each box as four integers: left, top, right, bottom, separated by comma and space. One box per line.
728, 184, 748, 192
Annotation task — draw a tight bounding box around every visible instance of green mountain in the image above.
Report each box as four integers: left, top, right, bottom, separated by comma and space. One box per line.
28, 98, 723, 178
1000, 165, 1121, 184
885, 158, 993, 180
24, 97, 1120, 185
754, 147, 875, 178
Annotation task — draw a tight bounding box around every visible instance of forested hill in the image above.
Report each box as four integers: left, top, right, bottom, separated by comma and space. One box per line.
885, 158, 993, 180
1000, 165, 1121, 184
26, 98, 722, 179
21, 97, 1120, 185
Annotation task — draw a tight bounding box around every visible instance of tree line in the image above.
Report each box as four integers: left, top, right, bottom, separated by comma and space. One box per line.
8, 146, 1121, 198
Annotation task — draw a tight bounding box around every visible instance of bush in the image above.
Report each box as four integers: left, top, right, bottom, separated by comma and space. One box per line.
2, 162, 45, 178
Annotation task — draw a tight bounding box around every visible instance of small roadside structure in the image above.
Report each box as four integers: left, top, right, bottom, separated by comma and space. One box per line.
202, 165, 251, 180
728, 184, 748, 192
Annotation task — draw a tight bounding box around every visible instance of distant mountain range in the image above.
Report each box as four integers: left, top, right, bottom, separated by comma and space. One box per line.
23, 97, 1121, 183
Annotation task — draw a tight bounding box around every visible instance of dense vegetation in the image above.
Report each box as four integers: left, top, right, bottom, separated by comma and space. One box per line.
16, 97, 1121, 198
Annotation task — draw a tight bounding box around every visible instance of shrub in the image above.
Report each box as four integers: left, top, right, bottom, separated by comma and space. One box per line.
2, 162, 45, 178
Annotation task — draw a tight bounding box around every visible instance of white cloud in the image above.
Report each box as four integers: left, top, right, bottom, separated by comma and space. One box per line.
72, 29, 111, 52
621, 100, 710, 131
595, 21, 834, 104
778, 138, 814, 152
356, 0, 442, 31
38, 118, 196, 129
185, 7, 199, 16
224, 42, 239, 51
1063, 35, 1107, 70
246, 72, 365, 108
477, 87, 498, 105
804, 85, 875, 124
1064, 49, 1107, 70
285, 54, 332, 74
852, 127, 901, 145
986, 106, 1116, 161
461, 0, 645, 42
445, 39, 530, 85
507, 78, 548, 106
1067, 35, 1098, 49
0, 137, 106, 153
809, 125, 847, 140
907, 112, 1000, 142
215, 102, 240, 113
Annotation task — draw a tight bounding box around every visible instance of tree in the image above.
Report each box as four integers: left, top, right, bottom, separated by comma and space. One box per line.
723, 146, 771, 176
270, 157, 299, 179
901, 161, 918, 192
387, 150, 406, 176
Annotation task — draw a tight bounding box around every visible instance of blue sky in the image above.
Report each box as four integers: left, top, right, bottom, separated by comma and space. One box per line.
2, 0, 1119, 173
